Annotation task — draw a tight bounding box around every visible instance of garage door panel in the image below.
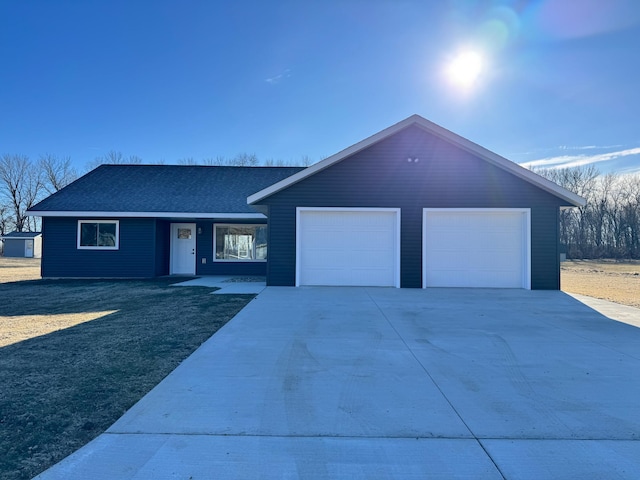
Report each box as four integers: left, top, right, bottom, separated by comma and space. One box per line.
424, 210, 529, 289
298, 210, 398, 287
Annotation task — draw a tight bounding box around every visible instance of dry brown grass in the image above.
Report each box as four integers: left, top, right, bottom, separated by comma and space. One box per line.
0, 259, 118, 347
561, 260, 640, 308
0, 258, 254, 480
0, 257, 41, 283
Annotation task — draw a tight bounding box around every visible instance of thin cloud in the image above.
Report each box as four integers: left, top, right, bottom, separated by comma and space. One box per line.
618, 164, 640, 176
265, 69, 291, 85
558, 144, 624, 151
520, 147, 640, 170
511, 144, 625, 157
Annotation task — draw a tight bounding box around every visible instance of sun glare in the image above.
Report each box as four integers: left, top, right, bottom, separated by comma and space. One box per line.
446, 50, 484, 89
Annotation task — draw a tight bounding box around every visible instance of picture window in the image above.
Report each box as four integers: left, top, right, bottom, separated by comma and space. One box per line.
214, 224, 267, 261
77, 220, 119, 249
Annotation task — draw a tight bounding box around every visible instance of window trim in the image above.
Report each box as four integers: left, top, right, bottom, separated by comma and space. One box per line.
77, 220, 120, 250
213, 223, 267, 262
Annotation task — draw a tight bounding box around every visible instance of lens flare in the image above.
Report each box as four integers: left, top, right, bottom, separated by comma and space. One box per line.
446, 50, 484, 89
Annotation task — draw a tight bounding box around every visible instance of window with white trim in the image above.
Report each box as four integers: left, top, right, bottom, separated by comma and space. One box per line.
214, 224, 267, 261
77, 220, 119, 249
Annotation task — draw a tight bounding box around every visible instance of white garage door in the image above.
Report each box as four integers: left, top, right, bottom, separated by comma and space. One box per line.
423, 209, 530, 289
297, 209, 400, 287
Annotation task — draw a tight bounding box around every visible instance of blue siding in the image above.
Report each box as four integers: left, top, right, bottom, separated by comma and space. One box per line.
259, 125, 566, 289
155, 220, 170, 276
3, 239, 25, 257
41, 217, 158, 278
41, 217, 269, 278
266, 206, 297, 286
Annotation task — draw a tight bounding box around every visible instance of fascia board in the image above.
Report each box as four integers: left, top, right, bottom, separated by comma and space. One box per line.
27, 211, 266, 219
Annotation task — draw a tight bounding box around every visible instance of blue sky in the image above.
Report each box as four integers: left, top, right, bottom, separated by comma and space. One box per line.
2, 0, 640, 174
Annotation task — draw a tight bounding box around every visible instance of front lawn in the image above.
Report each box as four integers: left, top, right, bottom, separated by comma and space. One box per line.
0, 261, 253, 480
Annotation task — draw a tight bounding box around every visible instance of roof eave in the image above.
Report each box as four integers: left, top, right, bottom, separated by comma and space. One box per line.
27, 211, 266, 219
1, 234, 42, 239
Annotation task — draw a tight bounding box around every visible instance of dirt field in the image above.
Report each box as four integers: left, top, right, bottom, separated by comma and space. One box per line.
561, 260, 640, 309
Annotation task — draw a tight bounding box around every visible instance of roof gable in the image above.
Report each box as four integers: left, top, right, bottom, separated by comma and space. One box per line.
248, 115, 586, 207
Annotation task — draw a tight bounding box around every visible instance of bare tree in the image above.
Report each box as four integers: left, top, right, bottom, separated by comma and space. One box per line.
228, 153, 259, 166
201, 156, 225, 166
0, 154, 43, 232
618, 174, 640, 257
533, 165, 640, 259
299, 155, 314, 167
86, 150, 143, 171
177, 157, 198, 165
175, 154, 314, 167
39, 154, 78, 194
0, 203, 9, 237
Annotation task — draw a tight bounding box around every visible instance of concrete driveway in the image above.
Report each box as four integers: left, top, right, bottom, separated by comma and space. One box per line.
36, 288, 640, 479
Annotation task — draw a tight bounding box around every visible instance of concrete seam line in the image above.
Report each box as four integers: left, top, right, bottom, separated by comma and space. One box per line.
363, 288, 508, 480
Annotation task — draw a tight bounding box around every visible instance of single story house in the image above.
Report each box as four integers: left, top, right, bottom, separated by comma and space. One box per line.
1, 231, 42, 258
28, 115, 585, 289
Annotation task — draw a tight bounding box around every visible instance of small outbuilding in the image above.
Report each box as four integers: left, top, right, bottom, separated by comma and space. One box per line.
1, 231, 42, 258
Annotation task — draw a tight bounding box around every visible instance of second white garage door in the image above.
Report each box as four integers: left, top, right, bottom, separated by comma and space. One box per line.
423, 209, 530, 289
297, 208, 400, 287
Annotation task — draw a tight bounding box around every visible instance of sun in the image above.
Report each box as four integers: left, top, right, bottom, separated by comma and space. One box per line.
445, 50, 484, 89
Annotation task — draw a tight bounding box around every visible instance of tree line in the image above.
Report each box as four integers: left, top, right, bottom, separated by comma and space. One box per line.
0, 152, 313, 236
535, 165, 640, 259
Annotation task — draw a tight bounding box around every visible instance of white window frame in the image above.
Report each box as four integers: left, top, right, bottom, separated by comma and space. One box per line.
77, 220, 120, 250
213, 223, 267, 262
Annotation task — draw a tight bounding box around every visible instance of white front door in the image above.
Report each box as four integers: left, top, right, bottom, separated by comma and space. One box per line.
170, 223, 196, 275
24, 240, 34, 258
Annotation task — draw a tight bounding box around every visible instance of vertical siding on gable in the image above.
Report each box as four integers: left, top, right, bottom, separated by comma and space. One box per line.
259, 126, 568, 289
41, 217, 158, 277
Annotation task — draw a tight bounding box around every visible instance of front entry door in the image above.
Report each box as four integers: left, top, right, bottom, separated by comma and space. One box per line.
170, 223, 196, 275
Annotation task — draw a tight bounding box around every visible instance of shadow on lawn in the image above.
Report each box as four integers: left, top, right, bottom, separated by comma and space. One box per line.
0, 278, 254, 480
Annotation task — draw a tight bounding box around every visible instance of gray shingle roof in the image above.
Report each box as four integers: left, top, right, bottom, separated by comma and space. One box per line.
29, 165, 304, 214
1, 231, 42, 239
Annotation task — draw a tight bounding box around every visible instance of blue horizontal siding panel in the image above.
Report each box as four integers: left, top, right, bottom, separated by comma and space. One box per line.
155, 220, 170, 276
266, 205, 297, 286
259, 126, 565, 290
41, 217, 158, 278
41, 217, 271, 278
3, 240, 25, 257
